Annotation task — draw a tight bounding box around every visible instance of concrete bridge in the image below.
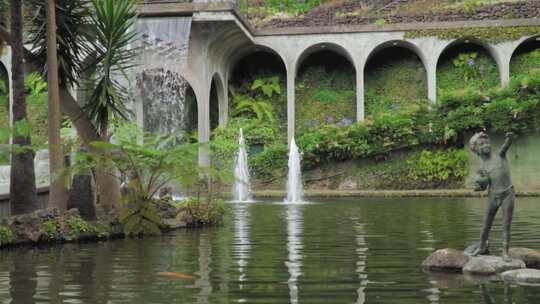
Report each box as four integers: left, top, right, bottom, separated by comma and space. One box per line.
1, 1, 539, 164
138, 1, 540, 153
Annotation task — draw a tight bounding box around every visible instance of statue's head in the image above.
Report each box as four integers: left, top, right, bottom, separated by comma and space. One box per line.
470, 132, 491, 156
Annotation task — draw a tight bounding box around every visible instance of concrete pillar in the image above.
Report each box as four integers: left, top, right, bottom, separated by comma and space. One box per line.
287, 68, 295, 144
356, 66, 364, 121
197, 87, 211, 168
500, 59, 511, 87
427, 60, 437, 102
219, 73, 228, 127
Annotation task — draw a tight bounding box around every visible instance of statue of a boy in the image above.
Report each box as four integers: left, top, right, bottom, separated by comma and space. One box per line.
469, 132, 514, 260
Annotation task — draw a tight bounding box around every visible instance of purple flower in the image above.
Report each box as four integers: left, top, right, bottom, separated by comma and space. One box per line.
326, 116, 335, 123
467, 59, 475, 66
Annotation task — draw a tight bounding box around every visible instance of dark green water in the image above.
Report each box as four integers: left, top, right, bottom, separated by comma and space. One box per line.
1, 197, 540, 304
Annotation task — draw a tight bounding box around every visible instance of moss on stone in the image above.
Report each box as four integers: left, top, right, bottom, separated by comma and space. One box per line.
405, 26, 540, 43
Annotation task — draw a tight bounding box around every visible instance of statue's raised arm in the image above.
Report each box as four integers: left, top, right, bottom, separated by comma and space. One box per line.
499, 132, 514, 157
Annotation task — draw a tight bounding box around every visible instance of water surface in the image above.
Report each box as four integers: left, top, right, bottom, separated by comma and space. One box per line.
1, 197, 540, 303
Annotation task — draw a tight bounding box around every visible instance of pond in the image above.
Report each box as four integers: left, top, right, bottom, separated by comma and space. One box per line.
1, 197, 540, 303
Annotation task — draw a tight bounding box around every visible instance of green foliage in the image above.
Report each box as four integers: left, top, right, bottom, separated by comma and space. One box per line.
511, 49, 540, 77
250, 142, 288, 180
405, 26, 540, 44
232, 95, 275, 123
373, 18, 386, 25
232, 76, 283, 124
0, 72, 49, 150
239, 0, 324, 16
71, 121, 200, 236
365, 53, 428, 117
453, 52, 479, 82
180, 197, 225, 227
251, 76, 281, 98
41, 219, 61, 240
27, 0, 94, 87
66, 215, 94, 238
296, 66, 355, 128
438, 50, 499, 96
295, 70, 540, 172
84, 0, 138, 134
118, 198, 162, 236
406, 149, 469, 184
0, 225, 14, 246
462, 0, 484, 12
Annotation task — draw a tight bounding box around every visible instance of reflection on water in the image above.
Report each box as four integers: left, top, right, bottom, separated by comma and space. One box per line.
233, 204, 251, 286
1, 198, 540, 304
286, 205, 303, 304
352, 217, 367, 304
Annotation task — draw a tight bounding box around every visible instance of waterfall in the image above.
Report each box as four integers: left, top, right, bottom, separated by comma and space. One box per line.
285, 138, 304, 203
132, 17, 193, 137
233, 128, 252, 202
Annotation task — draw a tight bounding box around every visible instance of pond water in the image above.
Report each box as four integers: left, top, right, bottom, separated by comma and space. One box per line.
1, 197, 540, 304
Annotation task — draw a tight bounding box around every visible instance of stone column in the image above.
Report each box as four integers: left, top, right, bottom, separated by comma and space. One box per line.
500, 59, 511, 87
356, 65, 364, 121
427, 59, 437, 102
219, 73, 229, 127
287, 68, 295, 145
197, 87, 211, 168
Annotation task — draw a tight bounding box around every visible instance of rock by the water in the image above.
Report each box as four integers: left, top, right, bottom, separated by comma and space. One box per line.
464, 242, 489, 256
422, 248, 470, 272
509, 248, 540, 269
463, 255, 525, 275
501, 269, 540, 285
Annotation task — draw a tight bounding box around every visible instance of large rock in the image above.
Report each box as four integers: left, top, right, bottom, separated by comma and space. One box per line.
463, 255, 525, 275
422, 248, 470, 272
509, 248, 540, 269
501, 269, 540, 285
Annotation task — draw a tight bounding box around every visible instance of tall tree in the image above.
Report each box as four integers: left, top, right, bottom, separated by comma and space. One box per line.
46, 0, 68, 211
10, 0, 39, 214
1, 0, 138, 216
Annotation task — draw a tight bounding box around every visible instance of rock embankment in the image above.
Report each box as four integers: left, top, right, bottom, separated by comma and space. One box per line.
422, 247, 540, 285
258, 1, 540, 29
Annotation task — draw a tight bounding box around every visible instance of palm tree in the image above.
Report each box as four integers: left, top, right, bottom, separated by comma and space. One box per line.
9, 0, 39, 215
0, 0, 138, 216
46, 0, 68, 211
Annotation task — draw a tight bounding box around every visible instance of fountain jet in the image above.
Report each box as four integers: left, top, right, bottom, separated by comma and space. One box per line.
233, 129, 252, 202
285, 138, 304, 203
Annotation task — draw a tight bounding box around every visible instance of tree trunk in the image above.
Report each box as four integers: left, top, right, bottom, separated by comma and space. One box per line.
46, 0, 68, 211
58, 89, 120, 214
9, 0, 39, 215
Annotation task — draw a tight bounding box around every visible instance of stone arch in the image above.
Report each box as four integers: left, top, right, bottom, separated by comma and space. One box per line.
436, 37, 501, 95
296, 42, 356, 75
510, 35, 540, 77
363, 40, 428, 117
366, 40, 428, 71
210, 73, 225, 130
227, 45, 288, 127
294, 42, 357, 129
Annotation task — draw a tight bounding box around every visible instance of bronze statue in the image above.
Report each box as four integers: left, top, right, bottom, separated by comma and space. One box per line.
469, 132, 514, 261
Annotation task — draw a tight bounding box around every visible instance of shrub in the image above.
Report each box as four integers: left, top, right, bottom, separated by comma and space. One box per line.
41, 219, 61, 240
406, 149, 469, 186
65, 215, 94, 238
180, 198, 225, 227
0, 225, 14, 246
